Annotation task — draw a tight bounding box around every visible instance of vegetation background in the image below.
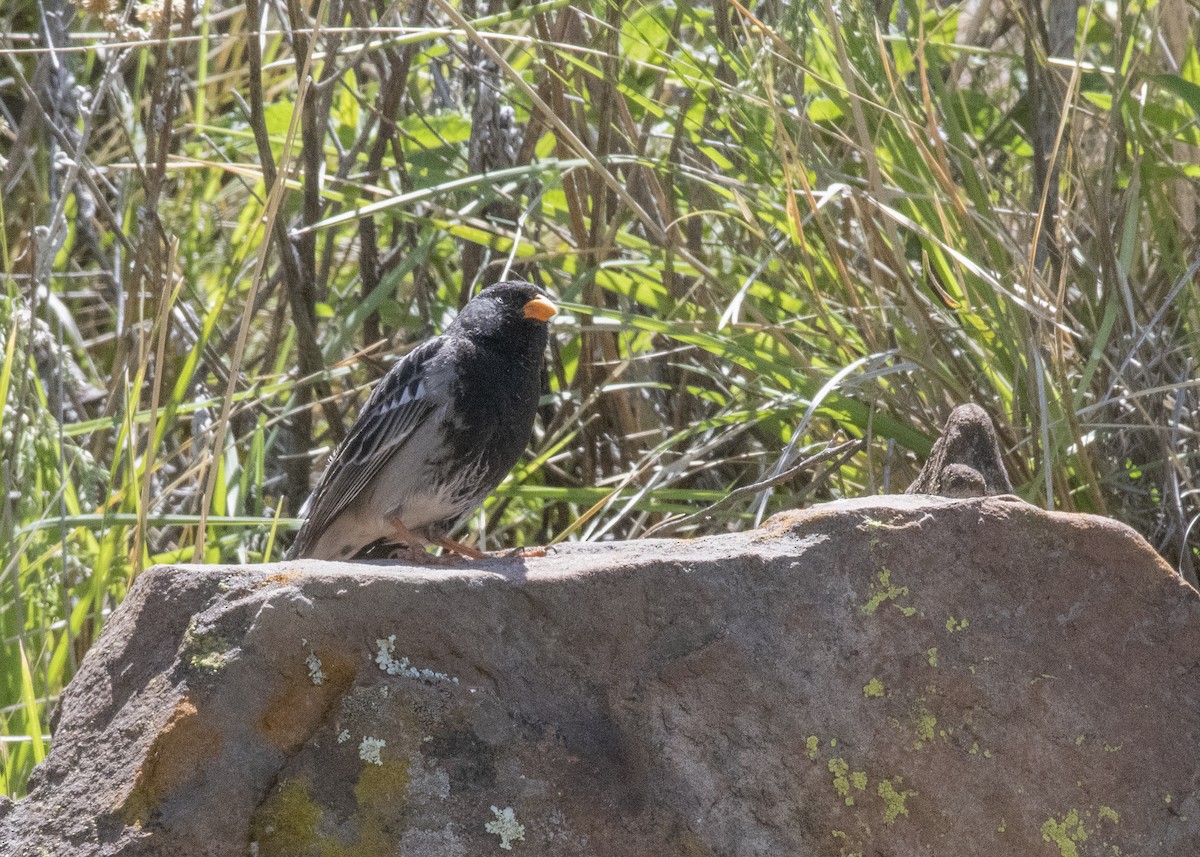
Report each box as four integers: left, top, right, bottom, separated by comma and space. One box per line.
1, 0, 1197, 795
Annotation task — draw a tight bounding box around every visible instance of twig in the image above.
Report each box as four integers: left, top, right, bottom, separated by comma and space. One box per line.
194, 0, 332, 559
241, 0, 339, 514
642, 438, 865, 538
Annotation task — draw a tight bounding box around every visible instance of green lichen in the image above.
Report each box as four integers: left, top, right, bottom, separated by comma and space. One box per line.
191, 651, 230, 673
863, 678, 884, 698
1098, 806, 1119, 824
485, 805, 526, 850
182, 620, 234, 674
860, 567, 910, 616
927, 647, 938, 667
877, 779, 916, 825
945, 616, 969, 633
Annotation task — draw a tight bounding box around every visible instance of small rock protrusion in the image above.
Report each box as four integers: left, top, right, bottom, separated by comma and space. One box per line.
906, 404, 1014, 498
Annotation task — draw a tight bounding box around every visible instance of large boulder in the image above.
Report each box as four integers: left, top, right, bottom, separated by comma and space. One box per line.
3, 495, 1198, 856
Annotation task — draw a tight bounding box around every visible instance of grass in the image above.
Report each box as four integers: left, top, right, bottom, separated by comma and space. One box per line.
1, 0, 1197, 795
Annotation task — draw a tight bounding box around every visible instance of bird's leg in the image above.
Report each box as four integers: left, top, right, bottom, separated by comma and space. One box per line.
431, 535, 487, 560
386, 517, 433, 562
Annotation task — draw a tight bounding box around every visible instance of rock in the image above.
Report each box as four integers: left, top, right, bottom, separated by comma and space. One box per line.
906, 403, 1014, 497
4, 495, 1198, 856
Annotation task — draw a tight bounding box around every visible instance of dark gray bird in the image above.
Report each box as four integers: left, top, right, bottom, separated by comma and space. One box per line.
287, 281, 557, 561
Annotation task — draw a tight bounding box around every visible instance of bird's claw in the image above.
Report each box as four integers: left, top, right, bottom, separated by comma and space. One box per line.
495, 545, 552, 559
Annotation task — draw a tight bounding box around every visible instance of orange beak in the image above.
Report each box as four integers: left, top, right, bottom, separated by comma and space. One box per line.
523, 295, 558, 322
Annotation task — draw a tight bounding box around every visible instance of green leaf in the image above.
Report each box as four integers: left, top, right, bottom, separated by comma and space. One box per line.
1152, 73, 1200, 119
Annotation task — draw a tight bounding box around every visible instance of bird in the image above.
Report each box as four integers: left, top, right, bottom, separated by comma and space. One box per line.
286, 280, 557, 561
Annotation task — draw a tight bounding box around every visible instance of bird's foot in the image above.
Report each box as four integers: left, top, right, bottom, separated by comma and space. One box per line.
384, 541, 434, 563
386, 519, 488, 561
385, 517, 441, 563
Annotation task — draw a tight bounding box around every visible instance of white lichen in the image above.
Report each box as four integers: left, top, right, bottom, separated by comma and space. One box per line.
358, 736, 385, 766
485, 805, 525, 850
337, 729, 350, 744
305, 651, 326, 685
375, 635, 459, 683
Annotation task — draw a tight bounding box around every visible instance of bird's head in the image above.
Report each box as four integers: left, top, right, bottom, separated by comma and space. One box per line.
452, 281, 558, 348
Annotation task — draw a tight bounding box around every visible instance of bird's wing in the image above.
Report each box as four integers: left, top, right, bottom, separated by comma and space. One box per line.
292, 336, 448, 552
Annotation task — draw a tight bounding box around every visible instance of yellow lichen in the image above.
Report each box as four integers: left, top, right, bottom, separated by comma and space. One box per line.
1041, 809, 1088, 857
828, 758, 852, 803
927, 647, 938, 667
250, 757, 413, 857
1098, 806, 1119, 824
863, 678, 884, 698
354, 758, 410, 807
252, 778, 322, 853
945, 616, 969, 632
806, 735, 820, 760
877, 778, 916, 825
912, 709, 936, 749
827, 757, 865, 806
860, 567, 911, 616
322, 760, 412, 857
831, 827, 865, 856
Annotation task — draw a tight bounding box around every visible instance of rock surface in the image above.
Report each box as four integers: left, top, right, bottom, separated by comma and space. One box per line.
4, 495, 1199, 856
